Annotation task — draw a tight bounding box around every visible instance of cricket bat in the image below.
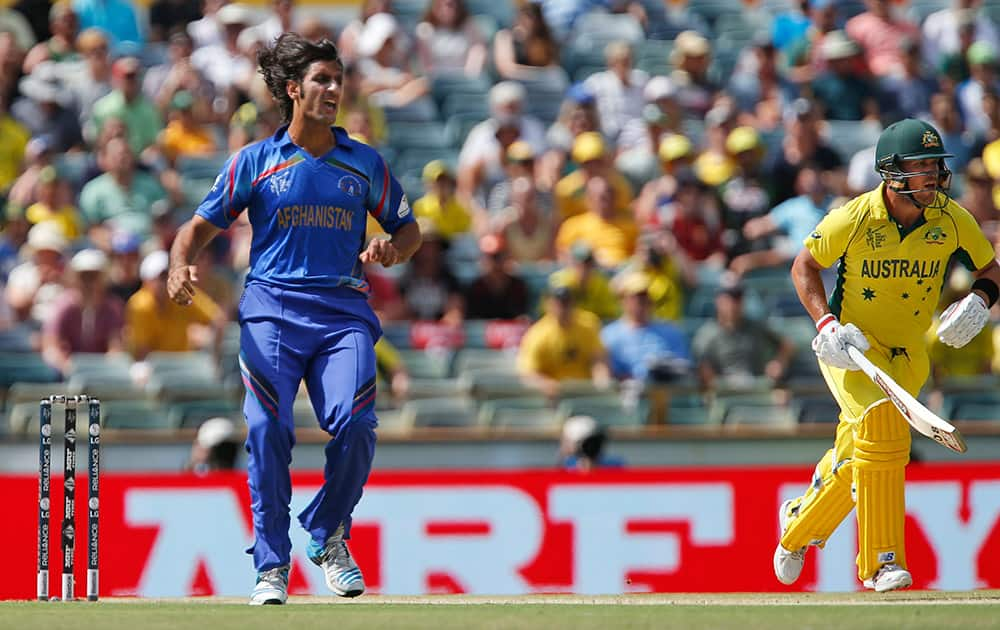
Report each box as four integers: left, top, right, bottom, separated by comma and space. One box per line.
846, 345, 968, 454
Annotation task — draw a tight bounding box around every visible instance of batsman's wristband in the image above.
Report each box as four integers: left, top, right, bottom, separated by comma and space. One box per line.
971, 278, 999, 307
816, 313, 837, 332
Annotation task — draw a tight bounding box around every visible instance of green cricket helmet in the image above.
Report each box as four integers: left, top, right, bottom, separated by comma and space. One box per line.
874, 118, 954, 207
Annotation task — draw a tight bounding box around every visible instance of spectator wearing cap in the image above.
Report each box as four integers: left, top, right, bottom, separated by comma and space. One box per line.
396, 219, 465, 324
355, 12, 434, 117
549, 241, 618, 321
844, 0, 919, 78
158, 90, 219, 165
556, 174, 638, 269
923, 1, 1000, 74
764, 97, 844, 205
186, 417, 241, 473
486, 140, 553, 217
191, 2, 258, 97
415, 0, 487, 77
6, 221, 68, 325
718, 126, 772, 259
879, 37, 939, 122
669, 30, 716, 119
72, 0, 144, 53
553, 131, 634, 221
12, 61, 83, 152
784, 0, 840, 85
90, 56, 163, 156
125, 249, 225, 359
463, 234, 529, 320
79, 136, 168, 238
538, 83, 600, 188
601, 272, 690, 424
517, 276, 609, 400
107, 230, 143, 302
616, 76, 683, 158
613, 233, 686, 321
957, 41, 1000, 135
558, 415, 624, 471
143, 31, 215, 124
728, 162, 830, 277
22, 1, 79, 73
583, 41, 648, 142
493, 2, 564, 83
25, 165, 83, 239
41, 248, 124, 374
809, 30, 879, 121
693, 101, 738, 187
691, 277, 795, 392
494, 175, 556, 263
634, 133, 694, 228
338, 0, 413, 66
413, 160, 473, 240
457, 81, 547, 207
62, 28, 112, 125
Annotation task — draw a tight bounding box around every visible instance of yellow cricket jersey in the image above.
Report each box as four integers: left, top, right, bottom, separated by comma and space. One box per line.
517, 309, 604, 381
805, 184, 995, 352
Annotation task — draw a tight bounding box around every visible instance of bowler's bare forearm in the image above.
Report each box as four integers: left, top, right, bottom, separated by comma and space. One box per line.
170, 215, 223, 269
791, 248, 831, 323
389, 221, 422, 262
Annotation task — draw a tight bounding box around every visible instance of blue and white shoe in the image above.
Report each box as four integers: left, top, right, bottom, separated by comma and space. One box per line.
249, 565, 289, 605
307, 524, 365, 597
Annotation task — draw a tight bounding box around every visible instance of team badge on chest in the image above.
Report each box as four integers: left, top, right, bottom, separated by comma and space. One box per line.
270, 170, 292, 196
339, 175, 363, 197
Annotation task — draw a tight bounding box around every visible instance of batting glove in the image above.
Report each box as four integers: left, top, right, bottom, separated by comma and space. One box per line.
937, 293, 989, 348
811, 314, 870, 370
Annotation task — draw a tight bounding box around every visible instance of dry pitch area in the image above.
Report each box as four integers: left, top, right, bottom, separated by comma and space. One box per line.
2, 591, 999, 630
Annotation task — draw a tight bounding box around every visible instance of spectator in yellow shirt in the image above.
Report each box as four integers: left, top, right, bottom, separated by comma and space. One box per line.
517, 277, 609, 399
548, 242, 620, 321
413, 160, 473, 240
25, 166, 83, 239
553, 131, 633, 221
125, 250, 225, 359
0, 98, 29, 192
555, 174, 638, 268
159, 90, 218, 165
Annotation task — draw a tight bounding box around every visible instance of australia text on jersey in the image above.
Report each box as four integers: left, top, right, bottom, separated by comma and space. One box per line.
859, 258, 942, 279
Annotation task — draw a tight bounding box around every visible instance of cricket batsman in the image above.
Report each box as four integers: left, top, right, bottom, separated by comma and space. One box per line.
774, 119, 1000, 591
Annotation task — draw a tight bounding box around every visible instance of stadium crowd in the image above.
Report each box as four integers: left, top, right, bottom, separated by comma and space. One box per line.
2, 0, 1000, 432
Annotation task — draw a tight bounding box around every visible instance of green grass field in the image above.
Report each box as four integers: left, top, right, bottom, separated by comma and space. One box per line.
2, 592, 999, 630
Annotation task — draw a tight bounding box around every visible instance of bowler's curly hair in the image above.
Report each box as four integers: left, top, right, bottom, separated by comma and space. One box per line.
257, 33, 341, 123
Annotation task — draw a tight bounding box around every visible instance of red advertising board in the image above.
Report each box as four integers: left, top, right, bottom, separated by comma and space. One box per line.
4, 464, 1000, 599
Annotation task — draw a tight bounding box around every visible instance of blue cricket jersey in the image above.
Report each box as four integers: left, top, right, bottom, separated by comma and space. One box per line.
195, 125, 414, 292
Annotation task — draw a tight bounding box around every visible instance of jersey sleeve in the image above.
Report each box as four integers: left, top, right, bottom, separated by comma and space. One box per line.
194, 149, 254, 229
366, 153, 415, 234
950, 205, 996, 272
803, 201, 857, 269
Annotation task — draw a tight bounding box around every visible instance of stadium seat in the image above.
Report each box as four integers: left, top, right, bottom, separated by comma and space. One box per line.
167, 398, 241, 429
399, 397, 478, 428
723, 403, 797, 428
101, 399, 173, 430
665, 392, 715, 426
793, 396, 841, 424
460, 370, 536, 400
491, 407, 560, 430
397, 349, 454, 379
144, 351, 218, 379
375, 408, 407, 433
387, 122, 453, 151
556, 394, 644, 428
405, 377, 467, 400
570, 12, 645, 47
453, 348, 517, 376
477, 396, 550, 426
0, 352, 60, 387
